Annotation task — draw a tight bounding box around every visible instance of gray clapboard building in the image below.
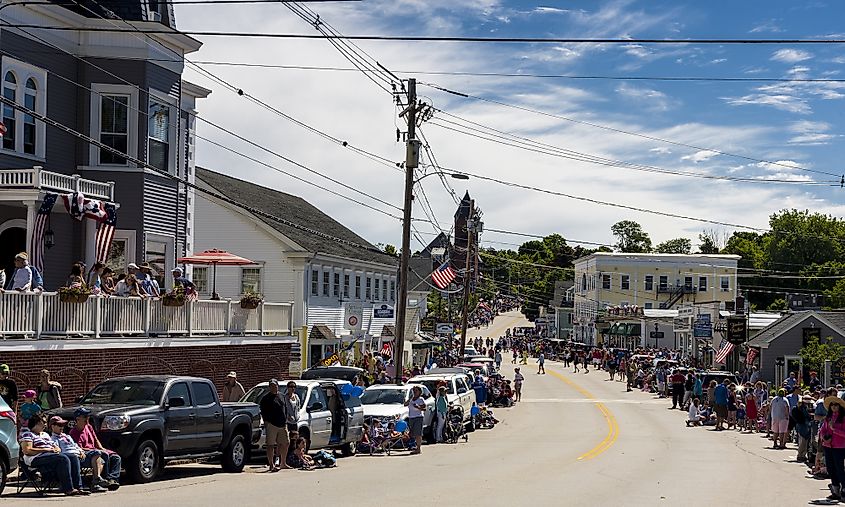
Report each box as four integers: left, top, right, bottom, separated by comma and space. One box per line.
0, 0, 208, 288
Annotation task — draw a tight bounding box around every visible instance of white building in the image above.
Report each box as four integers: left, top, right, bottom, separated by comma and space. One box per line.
193, 168, 399, 365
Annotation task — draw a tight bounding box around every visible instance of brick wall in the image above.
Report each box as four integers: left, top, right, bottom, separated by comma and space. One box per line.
0, 343, 291, 404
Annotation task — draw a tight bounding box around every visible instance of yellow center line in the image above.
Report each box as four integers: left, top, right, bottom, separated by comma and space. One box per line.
546, 367, 620, 461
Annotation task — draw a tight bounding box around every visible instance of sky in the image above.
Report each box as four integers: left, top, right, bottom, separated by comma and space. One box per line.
175, 0, 845, 253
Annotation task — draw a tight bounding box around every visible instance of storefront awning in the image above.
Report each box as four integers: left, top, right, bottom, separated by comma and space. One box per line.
643, 309, 679, 318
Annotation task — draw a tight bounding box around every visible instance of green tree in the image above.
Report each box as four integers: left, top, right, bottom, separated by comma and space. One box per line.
654, 237, 692, 254
611, 220, 652, 253
697, 230, 723, 254
825, 278, 845, 309
766, 298, 787, 311
376, 243, 398, 257
799, 336, 845, 375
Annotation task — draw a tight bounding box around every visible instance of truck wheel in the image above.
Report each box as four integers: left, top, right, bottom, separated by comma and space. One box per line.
129, 439, 160, 483
340, 441, 356, 457
222, 434, 247, 472
0, 458, 8, 496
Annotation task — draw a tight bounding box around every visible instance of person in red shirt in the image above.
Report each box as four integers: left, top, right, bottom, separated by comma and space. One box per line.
68, 407, 121, 490
669, 370, 686, 410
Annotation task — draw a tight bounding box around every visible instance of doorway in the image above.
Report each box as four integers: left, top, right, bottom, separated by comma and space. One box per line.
0, 226, 26, 286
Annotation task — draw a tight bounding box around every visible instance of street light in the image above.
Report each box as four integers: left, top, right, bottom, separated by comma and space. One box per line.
413, 171, 470, 184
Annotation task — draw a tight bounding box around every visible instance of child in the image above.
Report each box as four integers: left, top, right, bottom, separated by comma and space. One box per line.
736, 402, 746, 432
290, 437, 315, 470
687, 398, 705, 427
20, 389, 41, 422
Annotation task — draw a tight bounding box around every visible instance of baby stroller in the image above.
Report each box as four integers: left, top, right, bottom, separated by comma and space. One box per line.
444, 405, 468, 444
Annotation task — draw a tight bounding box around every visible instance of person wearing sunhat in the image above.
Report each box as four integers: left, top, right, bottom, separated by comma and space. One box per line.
138, 262, 160, 297
10, 252, 32, 291
69, 407, 121, 490
820, 396, 845, 501
50, 415, 107, 493
222, 371, 245, 402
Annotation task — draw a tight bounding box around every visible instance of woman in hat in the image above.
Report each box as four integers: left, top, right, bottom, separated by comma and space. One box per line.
820, 396, 845, 501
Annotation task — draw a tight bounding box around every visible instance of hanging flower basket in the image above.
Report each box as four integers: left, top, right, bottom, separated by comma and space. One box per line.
240, 292, 263, 310
58, 286, 91, 304
162, 287, 186, 307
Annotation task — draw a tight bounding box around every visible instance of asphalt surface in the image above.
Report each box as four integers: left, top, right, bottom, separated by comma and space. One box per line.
6, 311, 828, 506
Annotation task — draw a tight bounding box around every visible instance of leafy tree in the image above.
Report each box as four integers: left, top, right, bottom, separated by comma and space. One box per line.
825, 278, 845, 309
800, 336, 845, 375
654, 238, 692, 254
377, 243, 398, 257
766, 298, 787, 311
697, 229, 725, 254
611, 220, 652, 253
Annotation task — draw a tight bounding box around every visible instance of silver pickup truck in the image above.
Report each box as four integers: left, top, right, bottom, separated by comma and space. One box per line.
242, 379, 363, 457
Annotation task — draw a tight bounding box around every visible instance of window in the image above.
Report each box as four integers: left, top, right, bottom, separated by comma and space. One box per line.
192, 382, 216, 406
2, 72, 15, 151
601, 274, 611, 290
333, 273, 340, 297
241, 267, 261, 294
343, 274, 350, 298
621, 275, 630, 290
684, 276, 693, 290
698, 276, 707, 292
355, 275, 361, 299
144, 240, 167, 289
23, 78, 36, 155
100, 94, 130, 164
366, 277, 372, 300
148, 99, 170, 171
382, 281, 388, 301
322, 270, 330, 296
374, 279, 380, 301
645, 275, 654, 291
644, 302, 653, 309
193, 266, 208, 294
166, 382, 192, 405
720, 276, 730, 291
311, 270, 319, 296
390, 280, 395, 301
659, 275, 668, 290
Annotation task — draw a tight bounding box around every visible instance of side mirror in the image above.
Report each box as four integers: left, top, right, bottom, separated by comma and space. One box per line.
457, 387, 467, 394
167, 397, 186, 408
308, 402, 323, 412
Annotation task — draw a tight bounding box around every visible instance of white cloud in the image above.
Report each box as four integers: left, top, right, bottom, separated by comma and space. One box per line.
788, 121, 838, 145
533, 6, 569, 14
681, 150, 719, 163
649, 147, 672, 155
750, 20, 784, 33
754, 160, 807, 171
724, 93, 811, 114
614, 84, 676, 112
771, 49, 813, 63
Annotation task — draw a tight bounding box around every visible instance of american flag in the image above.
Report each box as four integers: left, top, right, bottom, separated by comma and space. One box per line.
95, 202, 118, 263
30, 193, 57, 274
714, 340, 735, 364
430, 261, 457, 289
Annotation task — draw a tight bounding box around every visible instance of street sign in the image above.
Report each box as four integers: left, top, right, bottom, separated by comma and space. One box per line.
436, 323, 454, 335
289, 342, 302, 375
344, 302, 363, 331
650, 331, 665, 339
678, 306, 695, 318
725, 316, 747, 345
373, 304, 394, 319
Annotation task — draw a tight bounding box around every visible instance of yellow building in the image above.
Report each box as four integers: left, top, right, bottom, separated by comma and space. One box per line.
573, 253, 740, 349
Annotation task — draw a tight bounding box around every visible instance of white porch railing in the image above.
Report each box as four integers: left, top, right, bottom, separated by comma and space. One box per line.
0, 292, 293, 339
0, 166, 114, 201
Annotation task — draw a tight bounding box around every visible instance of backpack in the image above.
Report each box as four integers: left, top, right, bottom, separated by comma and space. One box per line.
313, 450, 337, 468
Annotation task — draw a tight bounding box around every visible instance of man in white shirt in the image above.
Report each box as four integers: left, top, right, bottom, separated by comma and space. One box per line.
11, 252, 32, 291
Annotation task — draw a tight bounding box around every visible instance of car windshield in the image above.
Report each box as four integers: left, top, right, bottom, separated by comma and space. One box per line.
242, 385, 308, 405
81, 380, 165, 405
414, 380, 453, 395
361, 389, 406, 405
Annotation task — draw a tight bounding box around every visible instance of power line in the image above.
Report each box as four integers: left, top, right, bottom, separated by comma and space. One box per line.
5, 25, 845, 44
420, 82, 843, 179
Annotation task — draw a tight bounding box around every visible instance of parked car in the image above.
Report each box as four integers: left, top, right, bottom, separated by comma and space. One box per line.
241, 379, 363, 456
49, 375, 261, 483
361, 384, 436, 442
408, 373, 477, 430
301, 365, 369, 386
0, 397, 19, 496
466, 356, 498, 375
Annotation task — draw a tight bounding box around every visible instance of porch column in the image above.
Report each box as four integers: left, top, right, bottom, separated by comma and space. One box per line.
24, 200, 36, 253
85, 218, 97, 268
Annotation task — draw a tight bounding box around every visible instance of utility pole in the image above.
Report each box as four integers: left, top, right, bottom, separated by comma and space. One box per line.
394, 78, 417, 385
459, 199, 475, 358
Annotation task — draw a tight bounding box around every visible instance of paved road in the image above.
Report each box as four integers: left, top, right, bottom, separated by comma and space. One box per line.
8, 311, 827, 506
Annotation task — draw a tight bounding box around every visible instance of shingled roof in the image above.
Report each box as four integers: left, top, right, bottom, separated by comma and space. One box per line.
196, 168, 398, 267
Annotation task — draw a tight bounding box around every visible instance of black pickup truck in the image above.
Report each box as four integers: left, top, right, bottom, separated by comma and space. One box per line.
50, 375, 261, 483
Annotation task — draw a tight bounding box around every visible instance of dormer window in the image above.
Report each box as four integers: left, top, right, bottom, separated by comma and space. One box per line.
1, 57, 47, 159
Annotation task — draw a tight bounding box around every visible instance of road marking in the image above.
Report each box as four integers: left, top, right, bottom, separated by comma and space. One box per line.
546, 368, 620, 461
520, 398, 662, 405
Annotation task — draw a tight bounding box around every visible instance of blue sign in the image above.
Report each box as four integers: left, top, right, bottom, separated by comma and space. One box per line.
693, 314, 712, 338
373, 304, 395, 319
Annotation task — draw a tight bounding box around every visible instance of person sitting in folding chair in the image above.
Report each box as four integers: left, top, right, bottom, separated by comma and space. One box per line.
20, 415, 89, 496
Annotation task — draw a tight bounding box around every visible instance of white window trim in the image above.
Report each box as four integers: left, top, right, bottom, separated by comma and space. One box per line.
88, 83, 139, 169
1, 56, 47, 160
192, 265, 210, 295
112, 229, 137, 265
145, 232, 174, 288
620, 273, 630, 291
146, 89, 178, 175
240, 266, 263, 295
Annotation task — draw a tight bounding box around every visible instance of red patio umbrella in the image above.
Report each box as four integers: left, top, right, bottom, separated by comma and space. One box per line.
177, 249, 255, 300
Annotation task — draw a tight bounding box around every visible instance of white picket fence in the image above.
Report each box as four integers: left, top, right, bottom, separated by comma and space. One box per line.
0, 291, 293, 339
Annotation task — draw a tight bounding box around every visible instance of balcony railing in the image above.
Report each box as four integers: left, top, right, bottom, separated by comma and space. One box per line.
656, 284, 698, 294
0, 166, 114, 201
0, 291, 293, 339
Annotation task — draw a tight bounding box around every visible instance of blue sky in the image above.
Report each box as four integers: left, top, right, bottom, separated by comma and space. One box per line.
178, 0, 845, 251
